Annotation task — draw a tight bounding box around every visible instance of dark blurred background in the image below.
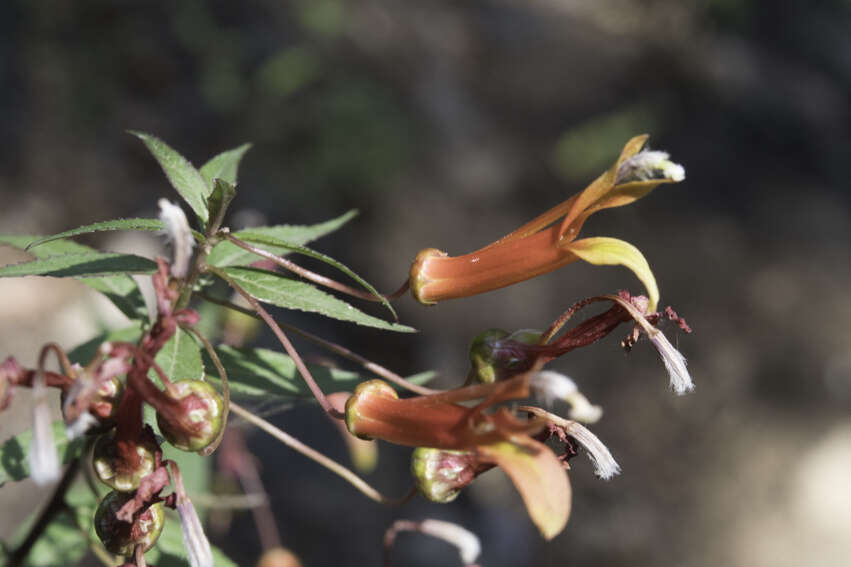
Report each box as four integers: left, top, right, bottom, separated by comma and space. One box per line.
1, 1, 850, 566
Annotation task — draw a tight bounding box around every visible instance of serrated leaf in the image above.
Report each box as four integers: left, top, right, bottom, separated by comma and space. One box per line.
0, 252, 157, 278
199, 143, 252, 189
220, 267, 414, 332
205, 345, 433, 401
207, 209, 358, 267
131, 131, 211, 224
150, 327, 204, 386
234, 231, 396, 319
24, 218, 165, 251
0, 421, 85, 486
0, 236, 149, 320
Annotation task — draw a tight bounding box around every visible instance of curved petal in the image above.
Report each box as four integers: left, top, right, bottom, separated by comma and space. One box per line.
476, 438, 571, 540
564, 237, 660, 311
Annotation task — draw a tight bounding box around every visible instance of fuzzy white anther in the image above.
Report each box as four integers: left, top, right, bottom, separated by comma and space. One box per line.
616, 150, 685, 184
531, 370, 603, 424
564, 421, 621, 480
158, 199, 195, 279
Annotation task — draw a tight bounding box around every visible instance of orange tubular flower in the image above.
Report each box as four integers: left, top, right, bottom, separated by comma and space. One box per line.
345, 376, 572, 539
410, 135, 685, 311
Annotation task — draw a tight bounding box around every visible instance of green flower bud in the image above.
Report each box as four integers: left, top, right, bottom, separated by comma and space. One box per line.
411, 447, 479, 503
94, 491, 165, 556
157, 380, 224, 452
469, 328, 543, 383
344, 379, 398, 441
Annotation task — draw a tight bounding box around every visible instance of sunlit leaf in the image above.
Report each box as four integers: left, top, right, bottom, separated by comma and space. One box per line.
206, 178, 237, 233
234, 231, 396, 319
220, 267, 414, 332
565, 236, 660, 311
199, 143, 252, 189
0, 236, 149, 320
131, 131, 211, 224
206, 209, 358, 267
24, 218, 168, 251
476, 439, 571, 540
0, 252, 157, 278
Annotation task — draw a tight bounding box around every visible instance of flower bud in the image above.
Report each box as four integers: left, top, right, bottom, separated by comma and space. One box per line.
93, 431, 158, 492
62, 375, 125, 436
256, 548, 303, 567
157, 380, 224, 452
344, 379, 398, 441
411, 447, 481, 503
409, 248, 448, 305
94, 491, 165, 556
469, 328, 542, 383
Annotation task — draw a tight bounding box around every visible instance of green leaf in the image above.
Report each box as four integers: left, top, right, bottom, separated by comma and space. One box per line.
0, 252, 157, 278
0, 236, 149, 320
150, 327, 205, 386
0, 421, 85, 486
19, 515, 89, 567
235, 231, 396, 319
131, 131, 211, 224
206, 345, 434, 401
220, 267, 414, 332
24, 218, 165, 251
199, 143, 252, 188
206, 209, 358, 268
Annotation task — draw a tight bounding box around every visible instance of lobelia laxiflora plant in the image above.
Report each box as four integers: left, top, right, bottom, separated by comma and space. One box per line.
0, 132, 692, 566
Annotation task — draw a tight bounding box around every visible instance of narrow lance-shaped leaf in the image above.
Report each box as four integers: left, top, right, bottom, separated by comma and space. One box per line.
206, 209, 358, 268
130, 131, 211, 225
199, 143, 252, 189
476, 439, 571, 540
219, 267, 415, 332
0, 252, 157, 279
564, 236, 660, 312
0, 236, 150, 320
235, 231, 396, 319
24, 218, 166, 251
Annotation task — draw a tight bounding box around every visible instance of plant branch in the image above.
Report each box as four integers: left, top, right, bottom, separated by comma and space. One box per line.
230, 402, 415, 506
197, 291, 438, 395
206, 266, 342, 419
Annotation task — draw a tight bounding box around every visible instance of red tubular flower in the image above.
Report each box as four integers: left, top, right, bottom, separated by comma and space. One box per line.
410, 135, 685, 310
344, 376, 572, 539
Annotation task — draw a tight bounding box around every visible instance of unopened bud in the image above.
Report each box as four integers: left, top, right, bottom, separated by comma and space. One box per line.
411, 447, 480, 503
62, 375, 125, 437
256, 547, 303, 567
469, 328, 542, 384
93, 431, 158, 492
344, 379, 398, 441
94, 491, 165, 556
157, 380, 224, 452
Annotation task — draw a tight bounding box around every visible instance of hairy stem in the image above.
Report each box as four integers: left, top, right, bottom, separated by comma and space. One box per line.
197, 292, 438, 395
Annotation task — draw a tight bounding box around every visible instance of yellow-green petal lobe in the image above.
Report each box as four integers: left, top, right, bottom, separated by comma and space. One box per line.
476, 439, 571, 540
565, 236, 660, 311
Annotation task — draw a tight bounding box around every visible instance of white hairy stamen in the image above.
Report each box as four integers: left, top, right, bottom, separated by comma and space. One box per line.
531, 370, 603, 424
650, 332, 694, 395
564, 421, 621, 480
417, 519, 481, 565
158, 199, 195, 279
29, 370, 60, 485
616, 150, 685, 184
